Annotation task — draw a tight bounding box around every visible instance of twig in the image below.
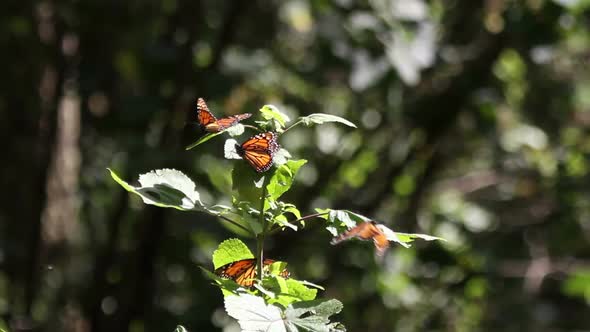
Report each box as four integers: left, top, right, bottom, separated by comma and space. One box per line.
281, 119, 304, 134
256, 175, 271, 282
268, 212, 329, 235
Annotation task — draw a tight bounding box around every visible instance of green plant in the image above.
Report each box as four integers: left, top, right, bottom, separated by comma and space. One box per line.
110, 103, 444, 331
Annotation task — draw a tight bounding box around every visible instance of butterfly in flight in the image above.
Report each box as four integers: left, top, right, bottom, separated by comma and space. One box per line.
214, 258, 290, 287
196, 98, 252, 132
236, 132, 280, 172
331, 221, 390, 257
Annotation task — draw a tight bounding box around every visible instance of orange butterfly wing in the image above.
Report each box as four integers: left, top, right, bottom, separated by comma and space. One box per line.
237, 132, 280, 172
215, 113, 252, 131
214, 258, 289, 287
196, 98, 218, 129
331, 221, 390, 256
196, 98, 251, 132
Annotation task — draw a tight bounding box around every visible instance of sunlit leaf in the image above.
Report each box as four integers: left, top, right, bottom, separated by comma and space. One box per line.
298, 280, 325, 290
300, 113, 357, 128
283, 204, 301, 220
225, 294, 286, 332
274, 215, 298, 231
284, 299, 345, 332
174, 325, 188, 332
185, 131, 224, 150
265, 277, 318, 307
315, 208, 370, 236
109, 168, 203, 211
267, 159, 307, 202
563, 269, 590, 301
390, 231, 446, 247
212, 238, 254, 269
260, 105, 290, 128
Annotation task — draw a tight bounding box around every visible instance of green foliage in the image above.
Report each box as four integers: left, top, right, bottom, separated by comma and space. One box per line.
316, 208, 370, 235
186, 124, 247, 150
284, 299, 345, 332
232, 161, 267, 209
300, 113, 357, 128
266, 278, 318, 307
260, 105, 290, 130
7, 1, 590, 331
285, 300, 346, 332
224, 294, 344, 332
223, 294, 284, 331
563, 269, 590, 301
392, 232, 446, 248
266, 159, 307, 202
0, 319, 8, 332
212, 238, 254, 270
110, 103, 444, 331
185, 132, 223, 150
109, 168, 204, 211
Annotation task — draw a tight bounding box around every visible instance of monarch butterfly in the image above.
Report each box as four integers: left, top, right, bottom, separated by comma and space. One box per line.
214, 258, 290, 287
196, 98, 252, 132
236, 132, 280, 173
330, 221, 390, 256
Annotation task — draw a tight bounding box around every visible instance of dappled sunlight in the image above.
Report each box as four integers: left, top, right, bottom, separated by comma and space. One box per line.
5, 0, 590, 331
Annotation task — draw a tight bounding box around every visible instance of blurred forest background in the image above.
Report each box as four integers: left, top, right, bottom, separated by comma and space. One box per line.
3, 0, 590, 331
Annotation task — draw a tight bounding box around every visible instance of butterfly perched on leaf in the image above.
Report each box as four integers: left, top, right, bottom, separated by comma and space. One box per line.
196, 98, 252, 133
331, 221, 390, 256
236, 132, 280, 172
214, 258, 290, 287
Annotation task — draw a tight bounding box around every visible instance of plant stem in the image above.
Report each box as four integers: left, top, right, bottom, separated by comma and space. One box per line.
268, 211, 329, 235
256, 175, 270, 283
242, 124, 259, 131
281, 119, 304, 134
291, 212, 329, 224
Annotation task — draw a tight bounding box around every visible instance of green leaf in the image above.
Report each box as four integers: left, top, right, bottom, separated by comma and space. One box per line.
0, 318, 9, 332
267, 159, 307, 202
224, 294, 285, 332
260, 105, 290, 129
284, 299, 345, 332
109, 168, 203, 211
563, 269, 590, 300
268, 278, 318, 307
391, 231, 447, 248
235, 203, 263, 235
283, 204, 301, 220
200, 267, 247, 296
185, 131, 223, 150
212, 238, 254, 269
300, 113, 357, 128
298, 280, 325, 290
274, 215, 298, 231
232, 161, 267, 205
315, 208, 370, 236
173, 326, 188, 332
272, 203, 302, 230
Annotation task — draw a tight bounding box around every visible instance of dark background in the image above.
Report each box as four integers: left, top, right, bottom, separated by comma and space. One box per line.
2, 0, 590, 331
